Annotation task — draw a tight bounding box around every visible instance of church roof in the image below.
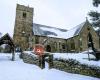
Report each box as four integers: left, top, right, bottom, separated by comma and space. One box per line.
33, 23, 68, 38
65, 22, 86, 39
0, 32, 2, 38
33, 21, 87, 39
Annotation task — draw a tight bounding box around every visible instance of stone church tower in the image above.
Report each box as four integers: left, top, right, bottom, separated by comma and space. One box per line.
13, 4, 33, 50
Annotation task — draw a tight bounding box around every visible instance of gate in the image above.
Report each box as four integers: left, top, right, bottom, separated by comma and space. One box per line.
38, 54, 53, 69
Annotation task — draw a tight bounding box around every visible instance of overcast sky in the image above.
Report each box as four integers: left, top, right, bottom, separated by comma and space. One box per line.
0, 0, 100, 36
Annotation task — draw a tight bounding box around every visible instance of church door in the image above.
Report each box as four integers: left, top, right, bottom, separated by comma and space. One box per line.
46, 45, 51, 52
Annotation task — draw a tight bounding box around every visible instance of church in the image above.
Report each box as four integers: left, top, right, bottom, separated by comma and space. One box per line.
13, 4, 99, 52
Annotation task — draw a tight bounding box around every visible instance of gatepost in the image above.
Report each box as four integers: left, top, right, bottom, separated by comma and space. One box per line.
48, 54, 53, 69
38, 55, 45, 69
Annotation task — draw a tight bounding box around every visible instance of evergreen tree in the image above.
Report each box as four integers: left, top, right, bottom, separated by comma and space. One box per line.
93, 0, 100, 7
88, 0, 100, 29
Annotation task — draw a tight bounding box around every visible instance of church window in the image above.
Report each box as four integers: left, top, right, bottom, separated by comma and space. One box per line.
70, 39, 75, 50
54, 42, 57, 48
87, 32, 94, 49
23, 12, 27, 18
59, 41, 61, 49
62, 43, 65, 49
87, 27, 90, 31
79, 38, 82, 46
79, 38, 82, 51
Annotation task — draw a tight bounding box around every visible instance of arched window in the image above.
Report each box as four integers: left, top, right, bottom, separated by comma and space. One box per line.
59, 42, 61, 49
62, 43, 65, 49
87, 27, 90, 31
54, 42, 57, 49
79, 38, 82, 51
87, 32, 95, 50
70, 39, 75, 50
46, 45, 51, 52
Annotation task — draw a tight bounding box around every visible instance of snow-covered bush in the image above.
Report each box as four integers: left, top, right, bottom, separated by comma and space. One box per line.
53, 58, 100, 78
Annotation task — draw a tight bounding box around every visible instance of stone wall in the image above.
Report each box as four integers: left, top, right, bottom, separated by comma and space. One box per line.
20, 52, 100, 78
53, 58, 100, 78
21, 52, 54, 69
34, 35, 67, 53
80, 23, 99, 51
66, 36, 80, 52
21, 52, 39, 66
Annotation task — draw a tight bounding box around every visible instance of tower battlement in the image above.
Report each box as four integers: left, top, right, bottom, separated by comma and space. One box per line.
16, 4, 33, 13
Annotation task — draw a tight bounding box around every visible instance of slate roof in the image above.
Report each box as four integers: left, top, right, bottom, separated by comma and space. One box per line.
33, 21, 87, 39
65, 22, 86, 39
0, 32, 2, 38
33, 23, 68, 38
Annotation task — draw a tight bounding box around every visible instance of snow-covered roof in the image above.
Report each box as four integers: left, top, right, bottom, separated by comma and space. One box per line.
33, 23, 68, 39
0, 33, 13, 45
33, 21, 86, 39
0, 32, 2, 38
65, 22, 85, 39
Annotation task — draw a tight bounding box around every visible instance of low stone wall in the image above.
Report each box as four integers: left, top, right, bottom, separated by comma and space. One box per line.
21, 52, 39, 66
21, 52, 54, 69
53, 58, 100, 78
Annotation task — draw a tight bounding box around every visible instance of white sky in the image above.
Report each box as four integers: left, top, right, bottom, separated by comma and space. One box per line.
0, 0, 100, 36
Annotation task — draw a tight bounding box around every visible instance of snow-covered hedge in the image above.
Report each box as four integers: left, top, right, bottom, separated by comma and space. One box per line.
53, 58, 100, 78
52, 52, 100, 67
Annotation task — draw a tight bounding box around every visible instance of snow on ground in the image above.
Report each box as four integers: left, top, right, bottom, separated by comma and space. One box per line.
52, 52, 100, 67
0, 53, 100, 80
